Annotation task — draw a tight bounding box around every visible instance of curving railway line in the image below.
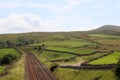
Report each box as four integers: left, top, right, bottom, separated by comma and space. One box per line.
25, 53, 56, 80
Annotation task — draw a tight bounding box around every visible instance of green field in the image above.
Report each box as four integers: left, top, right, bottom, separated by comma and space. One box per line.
32, 39, 96, 48
40, 51, 75, 61
54, 68, 116, 80
47, 47, 94, 54
82, 52, 108, 61
0, 66, 5, 73
0, 48, 20, 58
89, 52, 120, 64
32, 39, 96, 55
89, 34, 120, 39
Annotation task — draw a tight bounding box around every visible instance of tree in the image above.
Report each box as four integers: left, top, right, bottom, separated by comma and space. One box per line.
114, 59, 120, 80
50, 63, 58, 72
6, 41, 10, 47
36, 44, 47, 54
0, 41, 6, 47
16, 37, 35, 46
6, 41, 15, 47
0, 54, 17, 64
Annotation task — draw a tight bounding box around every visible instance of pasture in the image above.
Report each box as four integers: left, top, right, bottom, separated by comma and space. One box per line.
89, 52, 120, 64
32, 39, 96, 48
46, 47, 95, 55
40, 51, 75, 61
89, 34, 120, 39
54, 68, 116, 80
0, 48, 20, 58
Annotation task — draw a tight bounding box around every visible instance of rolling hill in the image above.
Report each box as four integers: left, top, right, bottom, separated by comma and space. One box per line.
88, 25, 120, 35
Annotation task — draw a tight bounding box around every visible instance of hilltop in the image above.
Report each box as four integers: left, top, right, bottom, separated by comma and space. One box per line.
88, 25, 120, 35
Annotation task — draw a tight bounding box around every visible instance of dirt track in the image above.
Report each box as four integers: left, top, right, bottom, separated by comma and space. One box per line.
25, 53, 56, 80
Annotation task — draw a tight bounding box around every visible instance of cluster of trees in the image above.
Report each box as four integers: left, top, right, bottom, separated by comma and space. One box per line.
0, 41, 14, 47
16, 37, 34, 46
0, 37, 34, 48
34, 44, 47, 54
0, 54, 17, 65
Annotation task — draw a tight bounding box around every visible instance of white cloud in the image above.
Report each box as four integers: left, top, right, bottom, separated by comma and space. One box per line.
55, 15, 65, 20
0, 13, 61, 33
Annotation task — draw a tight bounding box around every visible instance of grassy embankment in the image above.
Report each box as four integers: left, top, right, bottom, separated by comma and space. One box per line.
53, 68, 116, 80
0, 48, 20, 74
0, 48, 24, 80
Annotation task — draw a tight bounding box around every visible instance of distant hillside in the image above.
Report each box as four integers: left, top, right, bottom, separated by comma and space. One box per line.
88, 25, 120, 35
93, 25, 120, 32
0, 31, 90, 47
0, 24, 120, 47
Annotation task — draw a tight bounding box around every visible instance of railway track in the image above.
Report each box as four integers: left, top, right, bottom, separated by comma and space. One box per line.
25, 53, 56, 80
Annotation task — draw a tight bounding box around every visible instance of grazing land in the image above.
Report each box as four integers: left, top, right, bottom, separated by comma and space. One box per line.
46, 47, 95, 55
89, 52, 120, 64
89, 34, 120, 39
40, 51, 75, 61
0, 48, 20, 58
53, 68, 116, 80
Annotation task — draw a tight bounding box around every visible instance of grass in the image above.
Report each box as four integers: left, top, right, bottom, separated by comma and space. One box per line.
0, 54, 25, 80
0, 48, 20, 58
47, 47, 94, 54
40, 51, 75, 61
89, 34, 120, 39
54, 68, 116, 80
0, 48, 21, 74
89, 52, 120, 64
0, 66, 5, 74
32, 39, 95, 48
31, 39, 96, 55
81, 52, 108, 61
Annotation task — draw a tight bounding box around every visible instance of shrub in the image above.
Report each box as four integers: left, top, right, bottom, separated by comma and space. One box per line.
0, 54, 17, 65
114, 59, 120, 80
50, 63, 58, 72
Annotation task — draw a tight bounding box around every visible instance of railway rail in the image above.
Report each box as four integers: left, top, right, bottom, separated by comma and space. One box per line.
25, 53, 56, 80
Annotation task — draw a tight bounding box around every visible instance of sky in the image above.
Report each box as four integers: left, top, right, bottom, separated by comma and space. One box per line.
0, 0, 120, 34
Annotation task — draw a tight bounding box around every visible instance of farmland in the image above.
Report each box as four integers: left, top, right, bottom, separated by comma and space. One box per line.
40, 51, 75, 61
89, 34, 120, 39
33, 39, 94, 48
0, 48, 20, 58
46, 47, 95, 55
89, 52, 120, 64
53, 68, 116, 80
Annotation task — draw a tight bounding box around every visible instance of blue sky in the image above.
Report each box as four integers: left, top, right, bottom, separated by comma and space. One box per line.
0, 0, 120, 34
